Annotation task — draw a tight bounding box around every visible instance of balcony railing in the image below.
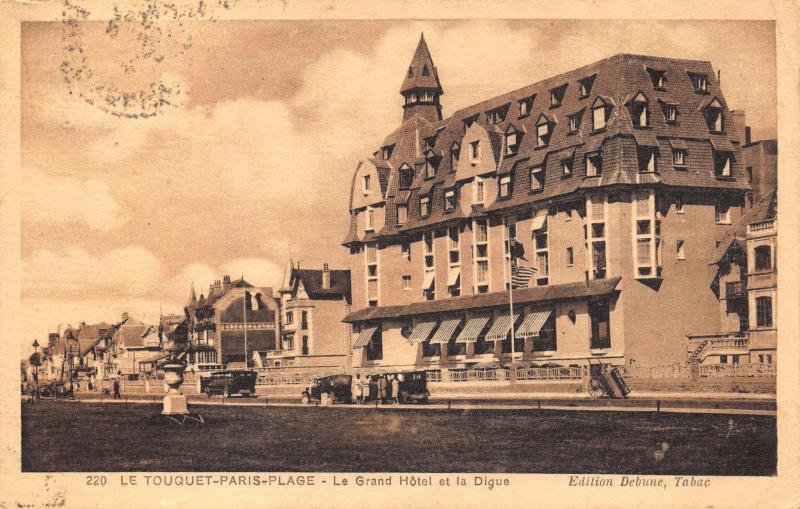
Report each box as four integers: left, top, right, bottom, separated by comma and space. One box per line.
747, 219, 775, 234
687, 332, 749, 361
725, 280, 747, 299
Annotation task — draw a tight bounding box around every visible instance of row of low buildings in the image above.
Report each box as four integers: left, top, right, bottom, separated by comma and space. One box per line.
32, 38, 778, 387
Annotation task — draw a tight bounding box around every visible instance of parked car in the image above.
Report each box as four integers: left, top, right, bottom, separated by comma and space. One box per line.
202, 370, 256, 397
361, 371, 429, 404
301, 374, 352, 404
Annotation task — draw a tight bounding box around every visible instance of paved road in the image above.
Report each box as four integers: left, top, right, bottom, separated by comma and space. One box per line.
49, 391, 776, 416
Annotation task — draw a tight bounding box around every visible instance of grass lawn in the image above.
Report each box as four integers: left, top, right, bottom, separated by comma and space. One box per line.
21, 401, 775, 474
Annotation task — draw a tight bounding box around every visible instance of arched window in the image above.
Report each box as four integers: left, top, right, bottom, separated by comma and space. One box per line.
398, 165, 414, 189
754, 245, 772, 271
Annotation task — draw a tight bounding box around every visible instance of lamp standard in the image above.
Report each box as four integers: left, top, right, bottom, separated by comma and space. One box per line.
31, 339, 40, 400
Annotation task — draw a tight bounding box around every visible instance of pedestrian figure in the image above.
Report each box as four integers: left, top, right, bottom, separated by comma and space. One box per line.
113, 378, 121, 399
353, 374, 362, 404
88, 380, 93, 391
391, 375, 401, 404
377, 375, 387, 405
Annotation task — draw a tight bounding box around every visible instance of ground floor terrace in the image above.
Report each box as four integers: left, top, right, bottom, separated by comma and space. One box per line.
346, 278, 629, 373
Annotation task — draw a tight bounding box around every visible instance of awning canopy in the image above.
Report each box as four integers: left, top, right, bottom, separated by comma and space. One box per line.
352, 326, 378, 349
447, 267, 460, 287
422, 270, 436, 290
516, 306, 552, 338
530, 209, 547, 231
456, 314, 491, 343
669, 138, 688, 150
408, 320, 437, 344
485, 312, 520, 341
429, 317, 462, 344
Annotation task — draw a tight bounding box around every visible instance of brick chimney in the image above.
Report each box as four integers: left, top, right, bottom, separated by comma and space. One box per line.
222, 275, 231, 292
322, 263, 331, 290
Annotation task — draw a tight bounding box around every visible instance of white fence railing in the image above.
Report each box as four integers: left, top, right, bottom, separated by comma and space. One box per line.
623, 363, 775, 379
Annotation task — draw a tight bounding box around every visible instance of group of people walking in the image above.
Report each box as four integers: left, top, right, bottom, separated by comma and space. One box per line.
352, 373, 401, 405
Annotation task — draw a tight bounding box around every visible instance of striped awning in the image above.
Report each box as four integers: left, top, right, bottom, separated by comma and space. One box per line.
485, 312, 520, 341
352, 326, 378, 348
516, 306, 552, 338
447, 267, 460, 287
422, 270, 436, 290
408, 320, 437, 343
430, 317, 462, 344
455, 314, 491, 343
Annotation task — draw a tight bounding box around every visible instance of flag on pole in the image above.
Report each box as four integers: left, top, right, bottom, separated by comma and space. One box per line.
509, 238, 536, 289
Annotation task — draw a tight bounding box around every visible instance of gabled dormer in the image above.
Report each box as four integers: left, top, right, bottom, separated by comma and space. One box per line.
455, 122, 498, 182
700, 97, 724, 133
535, 113, 555, 147
626, 91, 650, 128
591, 96, 614, 131
504, 124, 523, 156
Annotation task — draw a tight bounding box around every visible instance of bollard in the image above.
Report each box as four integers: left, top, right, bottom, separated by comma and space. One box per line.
656, 400, 661, 413
265, 397, 269, 408
448, 400, 451, 411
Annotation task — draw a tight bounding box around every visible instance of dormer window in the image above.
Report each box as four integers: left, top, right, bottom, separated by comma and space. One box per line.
396, 204, 408, 225
505, 127, 520, 156
474, 177, 485, 205
673, 148, 687, 168
422, 64, 430, 76
689, 72, 708, 93
407, 67, 414, 78
365, 206, 375, 231
444, 189, 456, 211
702, 98, 724, 132
715, 151, 732, 178
450, 143, 460, 171
381, 144, 395, 159
592, 97, 611, 131
463, 114, 479, 130
549, 84, 567, 107
535, 114, 553, 147
363, 175, 371, 194
487, 104, 509, 125
629, 92, 649, 128
398, 165, 414, 190
519, 95, 534, 118
638, 147, 657, 174
419, 195, 431, 217
470, 140, 481, 161
660, 101, 679, 124
424, 152, 437, 179
578, 74, 597, 98
585, 153, 602, 177
562, 157, 573, 176
568, 110, 584, 133
499, 175, 512, 198
647, 68, 666, 89
423, 136, 436, 151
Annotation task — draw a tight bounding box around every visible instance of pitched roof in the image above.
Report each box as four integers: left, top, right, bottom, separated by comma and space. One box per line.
346, 53, 749, 245
399, 34, 444, 95
343, 277, 621, 322
76, 322, 112, 354
292, 268, 351, 303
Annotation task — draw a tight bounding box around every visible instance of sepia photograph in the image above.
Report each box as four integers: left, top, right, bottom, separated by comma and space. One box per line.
2, 1, 799, 508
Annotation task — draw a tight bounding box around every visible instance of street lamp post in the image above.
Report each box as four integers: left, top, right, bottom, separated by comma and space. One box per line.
31, 339, 40, 400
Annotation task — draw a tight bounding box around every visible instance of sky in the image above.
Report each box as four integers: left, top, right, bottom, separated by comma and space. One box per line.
20, 18, 776, 353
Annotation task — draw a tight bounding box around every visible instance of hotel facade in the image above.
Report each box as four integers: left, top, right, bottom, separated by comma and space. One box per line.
342, 36, 751, 374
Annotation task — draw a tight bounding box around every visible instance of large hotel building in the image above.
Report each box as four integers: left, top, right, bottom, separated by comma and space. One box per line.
342, 36, 752, 372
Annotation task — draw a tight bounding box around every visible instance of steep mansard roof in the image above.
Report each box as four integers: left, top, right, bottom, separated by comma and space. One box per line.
710, 189, 777, 264
344, 53, 750, 245
291, 268, 352, 303
400, 33, 444, 95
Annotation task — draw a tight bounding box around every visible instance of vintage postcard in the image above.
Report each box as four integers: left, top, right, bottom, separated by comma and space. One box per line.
1, 1, 798, 508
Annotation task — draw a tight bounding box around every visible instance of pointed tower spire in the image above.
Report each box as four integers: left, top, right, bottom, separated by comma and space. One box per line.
187, 282, 198, 308
280, 257, 295, 292
400, 33, 444, 123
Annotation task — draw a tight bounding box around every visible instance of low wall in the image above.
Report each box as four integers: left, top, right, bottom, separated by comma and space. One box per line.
626, 377, 776, 394
430, 380, 585, 396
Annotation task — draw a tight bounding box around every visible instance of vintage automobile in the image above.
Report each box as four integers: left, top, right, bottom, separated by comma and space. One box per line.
201, 370, 257, 398
301, 374, 353, 404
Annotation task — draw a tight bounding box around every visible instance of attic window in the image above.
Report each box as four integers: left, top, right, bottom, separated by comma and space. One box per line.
629, 93, 649, 128
422, 64, 430, 76
463, 114, 479, 130
444, 189, 456, 211
661, 102, 679, 124
470, 140, 481, 161
505, 128, 520, 155
568, 110, 584, 133
487, 105, 509, 125
585, 153, 602, 177
637, 147, 657, 174
450, 143, 460, 171
396, 204, 408, 225
424, 152, 437, 179
381, 144, 394, 159
702, 98, 724, 132
550, 84, 567, 107
423, 136, 436, 151
688, 72, 708, 93
399, 165, 414, 189
519, 96, 534, 118
536, 118, 552, 147
499, 175, 512, 198
363, 175, 371, 194
715, 151, 732, 178
647, 68, 666, 89
578, 74, 597, 98
408, 67, 414, 78
419, 195, 431, 218
592, 97, 611, 131
561, 155, 574, 176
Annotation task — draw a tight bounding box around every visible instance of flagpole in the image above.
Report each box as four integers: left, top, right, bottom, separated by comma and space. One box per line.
243, 289, 248, 369
507, 225, 516, 378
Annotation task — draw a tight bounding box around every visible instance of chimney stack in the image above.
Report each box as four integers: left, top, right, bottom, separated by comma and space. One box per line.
322, 262, 331, 290
223, 275, 231, 292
